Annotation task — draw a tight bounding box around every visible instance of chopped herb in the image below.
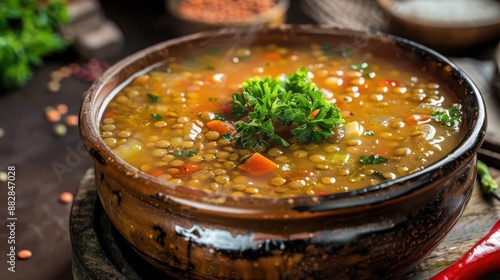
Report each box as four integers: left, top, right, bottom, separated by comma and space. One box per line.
208, 97, 218, 102
237, 55, 250, 61
147, 93, 160, 103
359, 155, 388, 165
430, 104, 462, 128
221, 133, 232, 141
171, 151, 182, 157
206, 65, 215, 70
350, 62, 369, 70
171, 150, 198, 157
213, 114, 228, 120
364, 131, 374, 136
231, 68, 344, 148
151, 114, 163, 121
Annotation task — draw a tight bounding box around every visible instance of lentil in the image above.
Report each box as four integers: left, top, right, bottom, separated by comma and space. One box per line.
18, 250, 32, 260
59, 192, 74, 204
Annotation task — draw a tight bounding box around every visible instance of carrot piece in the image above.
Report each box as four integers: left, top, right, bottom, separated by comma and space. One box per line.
313, 190, 329, 195
206, 120, 235, 135
147, 169, 164, 178
406, 114, 430, 125
175, 163, 200, 178
263, 52, 281, 60
238, 152, 277, 175
309, 109, 320, 119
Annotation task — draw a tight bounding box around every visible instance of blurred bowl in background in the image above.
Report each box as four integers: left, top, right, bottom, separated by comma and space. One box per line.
166, 0, 289, 35
378, 0, 500, 54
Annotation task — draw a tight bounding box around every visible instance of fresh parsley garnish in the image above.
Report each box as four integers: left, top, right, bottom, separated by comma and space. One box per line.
232, 68, 344, 148
359, 155, 389, 165
147, 93, 160, 103
151, 114, 163, 121
364, 131, 374, 136
430, 104, 461, 128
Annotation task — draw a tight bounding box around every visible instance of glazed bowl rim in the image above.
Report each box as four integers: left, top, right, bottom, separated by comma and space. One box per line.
79, 25, 486, 212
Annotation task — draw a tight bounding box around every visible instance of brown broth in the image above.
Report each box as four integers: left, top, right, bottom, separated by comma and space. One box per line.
99, 43, 462, 198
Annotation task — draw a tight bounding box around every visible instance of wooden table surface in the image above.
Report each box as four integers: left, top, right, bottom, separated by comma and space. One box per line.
0, 0, 499, 279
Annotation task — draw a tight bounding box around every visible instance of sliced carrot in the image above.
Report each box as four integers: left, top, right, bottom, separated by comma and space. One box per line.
206, 120, 235, 135
309, 109, 320, 119
238, 152, 277, 175
263, 52, 281, 60
406, 114, 430, 125
147, 169, 164, 178
175, 163, 200, 178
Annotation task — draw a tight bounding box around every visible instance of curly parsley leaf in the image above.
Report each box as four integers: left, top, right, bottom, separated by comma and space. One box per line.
430, 104, 461, 127
232, 68, 344, 148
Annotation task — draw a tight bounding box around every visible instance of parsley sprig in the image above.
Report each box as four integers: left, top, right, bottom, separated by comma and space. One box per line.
231, 68, 344, 148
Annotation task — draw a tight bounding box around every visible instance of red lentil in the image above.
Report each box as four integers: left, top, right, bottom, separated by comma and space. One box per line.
65, 115, 79, 126
17, 250, 32, 260
59, 192, 74, 204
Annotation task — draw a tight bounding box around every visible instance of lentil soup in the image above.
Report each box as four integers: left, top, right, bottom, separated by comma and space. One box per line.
99, 42, 462, 198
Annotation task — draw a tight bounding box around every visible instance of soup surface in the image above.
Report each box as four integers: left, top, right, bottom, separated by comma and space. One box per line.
100, 43, 462, 198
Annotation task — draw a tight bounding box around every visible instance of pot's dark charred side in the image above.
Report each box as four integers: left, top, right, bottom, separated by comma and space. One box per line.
80, 26, 486, 279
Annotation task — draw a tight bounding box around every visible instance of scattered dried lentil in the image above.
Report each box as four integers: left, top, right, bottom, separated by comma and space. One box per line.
18, 250, 32, 260
59, 192, 74, 204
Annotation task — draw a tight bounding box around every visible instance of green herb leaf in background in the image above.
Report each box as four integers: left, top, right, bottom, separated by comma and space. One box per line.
0, 0, 69, 88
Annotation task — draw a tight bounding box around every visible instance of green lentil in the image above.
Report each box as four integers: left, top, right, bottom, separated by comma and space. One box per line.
156, 140, 171, 148
152, 149, 168, 158
154, 121, 167, 128
292, 150, 308, 157
267, 148, 284, 157
102, 124, 115, 131
270, 177, 286, 186
395, 147, 411, 156
309, 154, 326, 163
